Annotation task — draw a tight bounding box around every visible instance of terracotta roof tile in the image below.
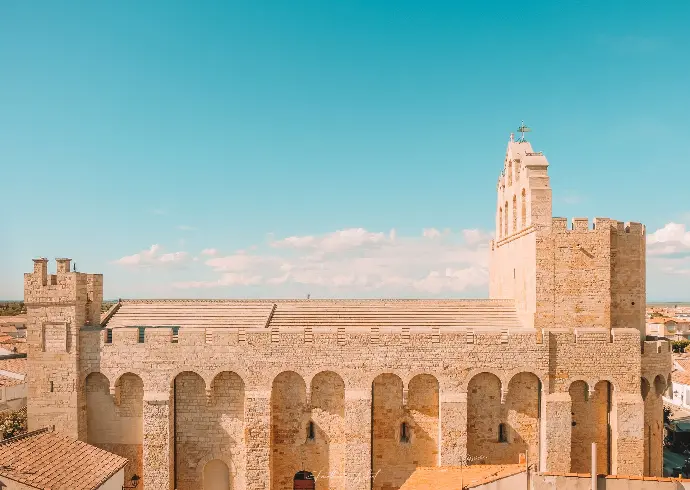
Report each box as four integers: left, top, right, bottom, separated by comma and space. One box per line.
672, 369, 690, 386
399, 465, 525, 490
0, 358, 26, 376
0, 428, 128, 490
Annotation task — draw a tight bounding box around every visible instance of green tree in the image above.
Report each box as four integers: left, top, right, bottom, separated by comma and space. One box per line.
0, 410, 27, 439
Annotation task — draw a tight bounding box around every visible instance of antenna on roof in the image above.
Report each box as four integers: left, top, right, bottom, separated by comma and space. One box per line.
306, 293, 311, 300
516, 120, 531, 142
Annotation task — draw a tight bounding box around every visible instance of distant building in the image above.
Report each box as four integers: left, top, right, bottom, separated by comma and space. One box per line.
0, 357, 26, 412
0, 427, 128, 490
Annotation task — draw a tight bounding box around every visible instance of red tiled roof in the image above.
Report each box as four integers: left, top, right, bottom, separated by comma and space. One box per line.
672, 369, 690, 386
399, 465, 525, 490
0, 358, 26, 376
0, 428, 128, 490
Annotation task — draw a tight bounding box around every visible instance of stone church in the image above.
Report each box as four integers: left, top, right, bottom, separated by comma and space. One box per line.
24, 133, 672, 490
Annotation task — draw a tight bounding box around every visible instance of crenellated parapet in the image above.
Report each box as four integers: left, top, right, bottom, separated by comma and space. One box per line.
550, 217, 645, 235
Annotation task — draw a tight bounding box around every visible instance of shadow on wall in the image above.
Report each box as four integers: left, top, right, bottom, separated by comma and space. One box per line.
533, 473, 690, 489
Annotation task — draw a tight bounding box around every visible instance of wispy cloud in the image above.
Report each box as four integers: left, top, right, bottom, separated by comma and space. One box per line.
173, 227, 492, 294
560, 191, 584, 205
113, 244, 189, 268
150, 208, 166, 216
177, 225, 195, 231
201, 248, 218, 256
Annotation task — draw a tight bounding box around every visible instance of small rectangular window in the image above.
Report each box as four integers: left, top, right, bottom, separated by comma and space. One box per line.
400, 422, 410, 443
138, 327, 145, 343
171, 326, 180, 344
498, 423, 507, 443
50, 381, 54, 392
105, 328, 113, 344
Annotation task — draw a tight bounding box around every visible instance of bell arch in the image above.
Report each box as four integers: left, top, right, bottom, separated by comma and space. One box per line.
467, 372, 502, 464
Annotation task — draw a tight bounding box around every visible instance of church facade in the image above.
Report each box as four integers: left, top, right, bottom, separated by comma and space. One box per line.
24, 134, 672, 490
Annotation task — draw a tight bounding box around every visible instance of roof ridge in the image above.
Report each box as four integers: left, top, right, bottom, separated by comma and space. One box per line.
0, 426, 50, 446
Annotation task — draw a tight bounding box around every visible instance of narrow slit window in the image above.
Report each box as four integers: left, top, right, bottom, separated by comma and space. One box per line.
498, 423, 507, 443
50, 381, 54, 393
400, 422, 410, 443
138, 327, 145, 344
171, 326, 180, 343
584, 385, 589, 402
307, 421, 315, 441
105, 328, 113, 344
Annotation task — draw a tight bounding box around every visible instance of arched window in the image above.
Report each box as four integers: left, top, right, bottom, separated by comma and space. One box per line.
504, 202, 509, 236
499, 207, 503, 239
400, 422, 410, 443
521, 189, 526, 228
508, 161, 513, 186
512, 195, 517, 232
498, 423, 507, 443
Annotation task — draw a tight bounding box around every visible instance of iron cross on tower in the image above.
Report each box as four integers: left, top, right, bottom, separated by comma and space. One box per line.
516, 120, 531, 142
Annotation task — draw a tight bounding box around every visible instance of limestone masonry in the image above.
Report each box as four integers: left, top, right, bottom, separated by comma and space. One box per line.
24, 134, 672, 490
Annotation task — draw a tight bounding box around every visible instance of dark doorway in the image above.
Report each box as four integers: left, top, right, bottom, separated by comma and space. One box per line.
294, 470, 315, 490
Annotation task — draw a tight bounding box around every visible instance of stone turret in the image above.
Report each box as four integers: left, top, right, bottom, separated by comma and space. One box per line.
24, 258, 103, 439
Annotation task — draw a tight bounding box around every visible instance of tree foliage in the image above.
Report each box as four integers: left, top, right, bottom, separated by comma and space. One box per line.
0, 410, 27, 440
672, 340, 690, 353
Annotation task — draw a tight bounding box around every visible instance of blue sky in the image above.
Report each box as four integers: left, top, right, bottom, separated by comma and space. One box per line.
1, 1, 689, 300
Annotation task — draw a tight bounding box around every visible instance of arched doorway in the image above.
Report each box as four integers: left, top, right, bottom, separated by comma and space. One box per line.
204, 459, 230, 490
293, 470, 315, 490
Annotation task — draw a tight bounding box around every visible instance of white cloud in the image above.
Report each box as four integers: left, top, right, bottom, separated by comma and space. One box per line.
647, 222, 690, 284
114, 245, 189, 267
175, 227, 491, 294
647, 223, 690, 257
201, 248, 218, 256
271, 227, 392, 252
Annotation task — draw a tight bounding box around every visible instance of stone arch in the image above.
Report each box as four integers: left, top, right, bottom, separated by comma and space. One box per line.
566, 378, 590, 393
371, 373, 413, 490
174, 371, 216, 490
467, 372, 502, 464
85, 371, 143, 485
309, 371, 346, 489
271, 371, 309, 490
643, 375, 666, 476
504, 369, 546, 391
504, 372, 541, 465
208, 366, 249, 388
654, 374, 667, 396
569, 380, 612, 474
169, 368, 208, 391
203, 458, 230, 490
407, 374, 440, 467
463, 368, 504, 392
641, 377, 651, 401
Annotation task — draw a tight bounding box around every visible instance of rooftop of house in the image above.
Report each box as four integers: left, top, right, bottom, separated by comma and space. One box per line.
0, 357, 26, 388
672, 369, 690, 386
399, 464, 525, 490
0, 427, 128, 490
101, 298, 525, 331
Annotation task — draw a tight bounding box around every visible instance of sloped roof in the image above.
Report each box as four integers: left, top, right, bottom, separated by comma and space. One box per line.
0, 428, 128, 490
400, 465, 525, 489
102, 299, 525, 331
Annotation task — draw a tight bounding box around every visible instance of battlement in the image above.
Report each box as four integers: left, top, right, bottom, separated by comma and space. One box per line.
91, 325, 646, 349
24, 258, 103, 327
550, 217, 646, 235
